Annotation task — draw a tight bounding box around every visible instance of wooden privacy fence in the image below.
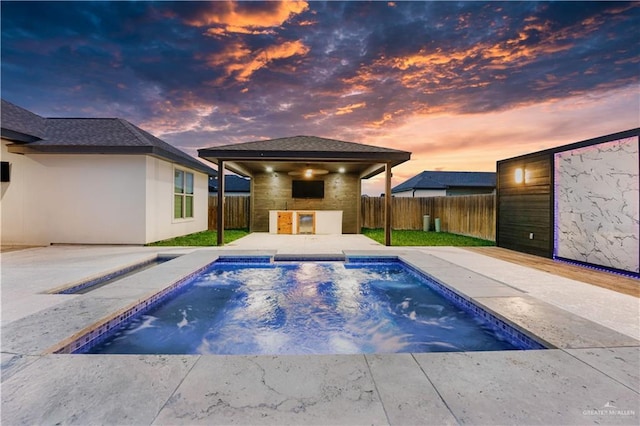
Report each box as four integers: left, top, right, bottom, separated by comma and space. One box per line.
209, 196, 250, 230
210, 194, 496, 241
361, 194, 496, 241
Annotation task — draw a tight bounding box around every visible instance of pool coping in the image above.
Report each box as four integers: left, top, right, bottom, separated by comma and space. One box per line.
2, 245, 639, 425
46, 253, 183, 295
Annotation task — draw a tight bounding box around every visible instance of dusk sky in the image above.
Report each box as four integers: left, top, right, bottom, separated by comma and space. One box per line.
2, 1, 639, 194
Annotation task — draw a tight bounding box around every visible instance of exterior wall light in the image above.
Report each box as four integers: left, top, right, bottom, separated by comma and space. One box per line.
305, 169, 313, 178
338, 167, 346, 173
514, 167, 532, 184
266, 166, 273, 172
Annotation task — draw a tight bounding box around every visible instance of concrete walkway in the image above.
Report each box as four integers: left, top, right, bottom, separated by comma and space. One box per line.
1, 235, 638, 425
226, 232, 385, 253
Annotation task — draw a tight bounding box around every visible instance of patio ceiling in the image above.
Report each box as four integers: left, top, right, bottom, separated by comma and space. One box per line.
200, 159, 387, 179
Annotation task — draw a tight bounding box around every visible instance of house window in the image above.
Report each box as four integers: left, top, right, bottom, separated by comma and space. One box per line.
174, 169, 194, 219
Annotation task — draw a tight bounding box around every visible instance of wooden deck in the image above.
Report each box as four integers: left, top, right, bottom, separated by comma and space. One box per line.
464, 247, 639, 298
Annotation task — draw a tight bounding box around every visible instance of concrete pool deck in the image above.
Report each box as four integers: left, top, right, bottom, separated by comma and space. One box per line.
1, 234, 638, 425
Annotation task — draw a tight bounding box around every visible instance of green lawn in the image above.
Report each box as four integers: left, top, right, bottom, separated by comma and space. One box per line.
147, 228, 493, 247
361, 228, 495, 246
147, 229, 249, 246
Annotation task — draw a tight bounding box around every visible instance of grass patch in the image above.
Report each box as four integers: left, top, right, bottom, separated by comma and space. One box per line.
147, 229, 249, 246
148, 228, 493, 247
361, 228, 495, 246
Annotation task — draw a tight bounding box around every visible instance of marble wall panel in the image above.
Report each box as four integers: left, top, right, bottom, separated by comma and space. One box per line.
554, 136, 639, 273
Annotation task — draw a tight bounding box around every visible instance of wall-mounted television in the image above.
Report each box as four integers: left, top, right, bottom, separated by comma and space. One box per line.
292, 180, 324, 199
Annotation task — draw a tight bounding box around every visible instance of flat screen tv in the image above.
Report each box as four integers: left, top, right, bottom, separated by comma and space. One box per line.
292, 180, 324, 199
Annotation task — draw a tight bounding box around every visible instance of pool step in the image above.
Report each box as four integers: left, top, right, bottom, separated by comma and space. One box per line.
273, 254, 346, 262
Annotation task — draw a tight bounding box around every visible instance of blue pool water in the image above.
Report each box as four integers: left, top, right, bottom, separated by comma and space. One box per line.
88, 260, 525, 355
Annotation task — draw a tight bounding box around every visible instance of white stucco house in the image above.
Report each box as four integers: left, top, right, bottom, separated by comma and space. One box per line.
1, 99, 215, 245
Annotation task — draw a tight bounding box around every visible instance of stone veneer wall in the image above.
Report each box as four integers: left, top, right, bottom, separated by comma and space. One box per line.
554, 136, 639, 273
251, 172, 361, 233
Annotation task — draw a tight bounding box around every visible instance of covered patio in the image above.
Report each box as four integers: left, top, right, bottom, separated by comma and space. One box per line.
198, 135, 411, 245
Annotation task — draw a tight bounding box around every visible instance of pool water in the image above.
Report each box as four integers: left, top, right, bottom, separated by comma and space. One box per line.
88, 261, 522, 355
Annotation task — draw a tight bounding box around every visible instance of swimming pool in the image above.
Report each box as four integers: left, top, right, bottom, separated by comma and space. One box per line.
86, 258, 545, 355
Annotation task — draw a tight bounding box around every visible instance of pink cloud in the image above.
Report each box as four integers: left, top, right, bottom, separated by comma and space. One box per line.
186, 1, 309, 34
335, 102, 366, 116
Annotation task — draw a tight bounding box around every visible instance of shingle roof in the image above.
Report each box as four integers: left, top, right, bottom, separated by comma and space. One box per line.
199, 135, 411, 179
392, 171, 496, 193
40, 118, 151, 146
205, 135, 408, 155
1, 99, 47, 140
1, 99, 215, 175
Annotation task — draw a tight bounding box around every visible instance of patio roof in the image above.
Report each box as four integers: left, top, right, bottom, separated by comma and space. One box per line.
198, 135, 410, 179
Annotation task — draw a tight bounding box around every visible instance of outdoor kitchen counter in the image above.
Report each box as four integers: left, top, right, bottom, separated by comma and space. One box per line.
269, 210, 343, 235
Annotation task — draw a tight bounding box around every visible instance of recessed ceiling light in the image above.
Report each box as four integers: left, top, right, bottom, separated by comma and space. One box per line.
288, 169, 328, 176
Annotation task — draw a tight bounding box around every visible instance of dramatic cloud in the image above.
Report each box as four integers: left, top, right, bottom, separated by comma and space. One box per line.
1, 1, 638, 194
182, 0, 309, 32
207, 39, 310, 82
335, 102, 367, 116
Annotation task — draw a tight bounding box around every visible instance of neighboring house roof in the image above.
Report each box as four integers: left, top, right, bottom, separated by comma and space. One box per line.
1, 99, 215, 176
209, 175, 251, 193
392, 171, 496, 193
199, 135, 411, 179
